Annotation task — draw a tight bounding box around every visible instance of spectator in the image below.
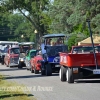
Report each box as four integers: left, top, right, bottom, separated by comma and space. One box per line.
4, 45, 9, 53
26, 45, 33, 55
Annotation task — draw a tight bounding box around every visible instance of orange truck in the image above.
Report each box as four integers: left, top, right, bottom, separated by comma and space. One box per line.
59, 45, 100, 83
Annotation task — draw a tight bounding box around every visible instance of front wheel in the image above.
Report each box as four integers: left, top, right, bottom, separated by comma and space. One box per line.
41, 64, 45, 75
34, 66, 39, 74
18, 61, 22, 69
31, 66, 34, 73
41, 68, 45, 75
1, 60, 4, 65
45, 63, 52, 76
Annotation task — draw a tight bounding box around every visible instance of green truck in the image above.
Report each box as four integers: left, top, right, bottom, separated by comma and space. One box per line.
25, 49, 37, 70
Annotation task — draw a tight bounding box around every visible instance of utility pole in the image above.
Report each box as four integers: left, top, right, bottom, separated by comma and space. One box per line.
86, 19, 98, 69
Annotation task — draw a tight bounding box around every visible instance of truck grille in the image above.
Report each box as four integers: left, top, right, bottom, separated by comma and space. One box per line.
10, 57, 19, 64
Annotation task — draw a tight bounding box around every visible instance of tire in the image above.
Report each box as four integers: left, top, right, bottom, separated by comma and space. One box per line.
45, 63, 52, 76
26, 61, 29, 70
41, 64, 45, 75
27, 68, 29, 70
18, 62, 22, 69
41, 69, 45, 75
31, 66, 34, 73
59, 66, 67, 81
34, 66, 39, 74
1, 61, 4, 65
8, 63, 11, 68
67, 67, 74, 83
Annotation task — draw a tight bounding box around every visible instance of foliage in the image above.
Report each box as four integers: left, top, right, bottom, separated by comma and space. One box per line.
1, 0, 100, 48
67, 34, 77, 51
0, 12, 35, 42
48, 0, 100, 48
0, 0, 50, 37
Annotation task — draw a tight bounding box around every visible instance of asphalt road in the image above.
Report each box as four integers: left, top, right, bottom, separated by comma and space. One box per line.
0, 65, 100, 100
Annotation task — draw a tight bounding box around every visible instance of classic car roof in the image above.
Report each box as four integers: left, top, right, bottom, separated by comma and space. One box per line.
9, 47, 19, 49
0, 41, 18, 45
43, 34, 65, 38
19, 42, 34, 45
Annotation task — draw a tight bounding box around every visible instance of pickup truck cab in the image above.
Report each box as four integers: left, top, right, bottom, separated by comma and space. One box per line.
59, 45, 100, 83
4, 47, 20, 67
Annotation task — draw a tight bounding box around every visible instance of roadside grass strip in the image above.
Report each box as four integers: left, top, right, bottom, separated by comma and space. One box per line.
0, 74, 36, 100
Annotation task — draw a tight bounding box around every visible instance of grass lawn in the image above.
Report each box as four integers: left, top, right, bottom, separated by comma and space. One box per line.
0, 74, 36, 100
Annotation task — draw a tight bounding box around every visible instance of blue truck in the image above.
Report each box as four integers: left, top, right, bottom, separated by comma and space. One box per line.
40, 34, 68, 76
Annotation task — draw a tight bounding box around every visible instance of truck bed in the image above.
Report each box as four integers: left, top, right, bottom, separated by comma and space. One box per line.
59, 52, 100, 67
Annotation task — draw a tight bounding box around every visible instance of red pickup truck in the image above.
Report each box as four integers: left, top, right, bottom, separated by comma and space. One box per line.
4, 47, 20, 67
59, 45, 100, 83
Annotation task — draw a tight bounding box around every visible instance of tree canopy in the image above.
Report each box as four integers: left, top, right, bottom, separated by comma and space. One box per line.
0, 0, 100, 48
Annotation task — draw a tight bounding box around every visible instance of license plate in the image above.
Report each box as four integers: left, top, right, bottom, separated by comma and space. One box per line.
93, 69, 100, 74
55, 65, 60, 67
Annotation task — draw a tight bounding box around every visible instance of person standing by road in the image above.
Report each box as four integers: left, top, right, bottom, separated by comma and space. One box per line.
4, 45, 9, 53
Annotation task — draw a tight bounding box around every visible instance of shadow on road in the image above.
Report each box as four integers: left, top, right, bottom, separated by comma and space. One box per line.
0, 67, 26, 71
74, 75, 100, 83
75, 78, 100, 84
3, 73, 59, 80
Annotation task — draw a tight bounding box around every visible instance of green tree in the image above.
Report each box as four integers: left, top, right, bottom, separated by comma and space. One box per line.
0, 11, 35, 42
1, 0, 51, 37
48, 0, 100, 48
48, 0, 74, 34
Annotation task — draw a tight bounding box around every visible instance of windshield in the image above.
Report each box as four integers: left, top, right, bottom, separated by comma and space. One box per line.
20, 46, 29, 53
10, 48, 20, 54
30, 51, 36, 57
46, 45, 68, 56
72, 46, 100, 53
45, 37, 65, 46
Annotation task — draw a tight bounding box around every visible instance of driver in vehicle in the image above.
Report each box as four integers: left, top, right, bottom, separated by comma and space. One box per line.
50, 41, 55, 46
95, 47, 99, 53
72, 49, 78, 54
37, 51, 42, 56
20, 46, 24, 52
57, 40, 64, 46
46, 38, 52, 46
26, 45, 33, 55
